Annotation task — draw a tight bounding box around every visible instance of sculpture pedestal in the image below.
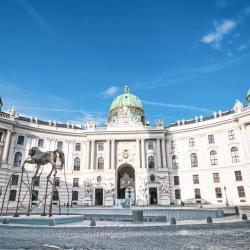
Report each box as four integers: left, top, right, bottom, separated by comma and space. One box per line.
104, 197, 113, 207
159, 195, 170, 205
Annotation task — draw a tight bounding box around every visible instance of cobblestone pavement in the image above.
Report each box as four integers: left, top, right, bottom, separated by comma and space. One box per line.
0, 222, 250, 250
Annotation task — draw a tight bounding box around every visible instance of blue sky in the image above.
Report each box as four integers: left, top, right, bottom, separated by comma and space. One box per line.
0, 0, 250, 127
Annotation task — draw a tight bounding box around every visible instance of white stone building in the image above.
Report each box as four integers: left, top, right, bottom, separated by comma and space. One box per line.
0, 87, 250, 208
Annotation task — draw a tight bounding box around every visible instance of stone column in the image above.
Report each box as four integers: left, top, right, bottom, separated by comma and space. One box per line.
161, 138, 167, 168
90, 139, 95, 169
111, 139, 115, 169
136, 139, 141, 169
141, 139, 145, 168
156, 138, 162, 168
86, 140, 90, 169
2, 130, 11, 164
107, 139, 111, 169
240, 125, 250, 160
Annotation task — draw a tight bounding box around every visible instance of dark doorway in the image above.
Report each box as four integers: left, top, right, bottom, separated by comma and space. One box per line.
95, 188, 103, 206
149, 188, 158, 205
117, 164, 135, 199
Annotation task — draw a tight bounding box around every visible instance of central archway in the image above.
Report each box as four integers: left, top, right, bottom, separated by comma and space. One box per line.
117, 164, 135, 199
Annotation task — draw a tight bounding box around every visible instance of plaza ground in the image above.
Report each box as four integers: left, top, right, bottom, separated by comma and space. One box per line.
0, 221, 250, 249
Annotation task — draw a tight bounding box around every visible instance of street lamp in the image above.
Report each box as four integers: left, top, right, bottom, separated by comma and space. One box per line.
224, 186, 229, 206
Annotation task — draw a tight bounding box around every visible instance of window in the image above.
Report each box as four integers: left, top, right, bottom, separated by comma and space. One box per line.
57, 141, 63, 150
148, 156, 155, 169
215, 187, 222, 198
98, 143, 104, 151
13, 152, 22, 167
189, 138, 195, 147
228, 130, 235, 140
210, 150, 218, 165
174, 176, 180, 185
37, 139, 44, 148
172, 155, 178, 169
148, 141, 154, 150
11, 175, 19, 186
97, 157, 104, 169
54, 177, 60, 187
73, 178, 79, 187
75, 143, 81, 151
74, 157, 80, 171
235, 171, 242, 181
208, 134, 215, 144
231, 147, 240, 163
190, 153, 198, 167
237, 186, 245, 198
213, 173, 220, 183
72, 191, 78, 201
194, 188, 201, 199
32, 190, 39, 201
33, 176, 40, 186
17, 135, 24, 145
150, 175, 155, 182
53, 191, 59, 201
193, 174, 199, 184
170, 140, 176, 150
9, 190, 17, 201
175, 189, 181, 199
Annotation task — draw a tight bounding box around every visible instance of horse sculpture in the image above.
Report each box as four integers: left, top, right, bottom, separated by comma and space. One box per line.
14, 147, 69, 217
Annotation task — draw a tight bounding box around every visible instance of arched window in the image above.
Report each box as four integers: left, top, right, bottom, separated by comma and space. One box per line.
210, 150, 218, 165
231, 147, 240, 163
74, 157, 80, 171
190, 153, 198, 167
97, 157, 104, 169
148, 156, 155, 169
172, 155, 178, 169
13, 152, 22, 167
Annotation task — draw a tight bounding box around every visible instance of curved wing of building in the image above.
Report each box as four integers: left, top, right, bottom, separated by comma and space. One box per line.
0, 87, 250, 207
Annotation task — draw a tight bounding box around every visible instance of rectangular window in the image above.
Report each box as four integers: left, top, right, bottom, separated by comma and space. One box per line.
215, 187, 222, 198
37, 139, 44, 148
189, 138, 195, 147
208, 134, 215, 144
32, 190, 39, 201
54, 177, 60, 187
73, 178, 79, 187
213, 173, 220, 183
9, 190, 17, 201
235, 170, 242, 181
148, 141, 154, 150
237, 186, 245, 198
174, 176, 180, 185
170, 140, 176, 150
228, 130, 235, 140
98, 143, 104, 151
17, 135, 24, 145
75, 143, 81, 151
53, 191, 59, 201
11, 175, 19, 185
193, 174, 199, 184
194, 188, 201, 199
175, 189, 181, 199
72, 191, 78, 201
57, 141, 63, 150
33, 176, 40, 186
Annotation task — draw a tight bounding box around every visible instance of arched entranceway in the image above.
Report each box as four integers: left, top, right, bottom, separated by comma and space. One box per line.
117, 164, 135, 200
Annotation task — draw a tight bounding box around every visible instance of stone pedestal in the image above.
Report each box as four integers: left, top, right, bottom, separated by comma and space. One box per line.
159, 195, 170, 205
82, 197, 92, 206
104, 197, 113, 207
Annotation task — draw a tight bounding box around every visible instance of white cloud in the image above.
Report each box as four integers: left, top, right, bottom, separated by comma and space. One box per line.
201, 20, 236, 49
144, 100, 214, 113
238, 40, 250, 52
102, 86, 119, 98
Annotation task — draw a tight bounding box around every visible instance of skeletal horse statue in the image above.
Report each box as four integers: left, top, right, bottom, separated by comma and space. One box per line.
14, 147, 69, 217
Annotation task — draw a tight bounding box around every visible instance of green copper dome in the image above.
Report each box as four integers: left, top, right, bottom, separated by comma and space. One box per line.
108, 86, 145, 124
110, 86, 143, 111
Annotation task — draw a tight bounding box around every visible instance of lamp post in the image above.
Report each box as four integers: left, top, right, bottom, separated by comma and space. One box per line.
224, 186, 229, 206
